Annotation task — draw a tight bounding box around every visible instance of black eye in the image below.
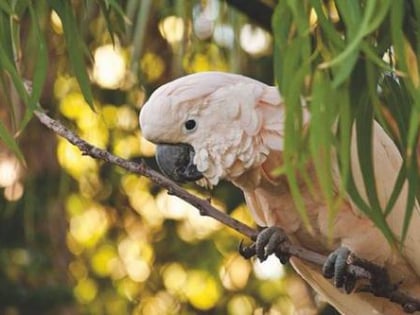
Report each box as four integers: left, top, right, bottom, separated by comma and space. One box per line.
184, 119, 197, 131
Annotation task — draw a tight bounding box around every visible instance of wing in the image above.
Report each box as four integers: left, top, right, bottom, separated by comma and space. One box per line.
291, 258, 407, 315
349, 121, 420, 276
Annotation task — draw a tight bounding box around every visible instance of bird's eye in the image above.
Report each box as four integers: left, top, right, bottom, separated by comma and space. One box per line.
183, 119, 197, 132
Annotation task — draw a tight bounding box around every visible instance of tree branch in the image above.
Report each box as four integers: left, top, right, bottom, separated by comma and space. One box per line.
34, 109, 420, 313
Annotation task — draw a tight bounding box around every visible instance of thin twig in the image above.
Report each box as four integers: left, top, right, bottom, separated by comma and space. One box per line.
34, 109, 420, 313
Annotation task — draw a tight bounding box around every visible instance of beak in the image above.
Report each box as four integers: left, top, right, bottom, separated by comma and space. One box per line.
155, 144, 203, 182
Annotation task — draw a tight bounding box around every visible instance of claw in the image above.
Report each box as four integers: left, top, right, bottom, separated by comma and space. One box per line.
350, 254, 395, 297
322, 247, 352, 290
257, 226, 288, 261
238, 240, 256, 259
343, 273, 357, 293
238, 226, 290, 263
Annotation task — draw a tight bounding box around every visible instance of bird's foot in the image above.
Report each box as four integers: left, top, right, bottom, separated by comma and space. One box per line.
322, 247, 357, 293
349, 255, 397, 297
239, 226, 290, 264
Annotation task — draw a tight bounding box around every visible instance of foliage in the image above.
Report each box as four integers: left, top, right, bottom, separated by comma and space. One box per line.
273, 1, 419, 244
0, 1, 314, 315
0, 0, 419, 314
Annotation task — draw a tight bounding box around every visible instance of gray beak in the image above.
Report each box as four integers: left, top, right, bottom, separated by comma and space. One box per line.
155, 144, 203, 182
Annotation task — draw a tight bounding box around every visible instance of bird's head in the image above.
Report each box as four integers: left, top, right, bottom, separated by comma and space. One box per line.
139, 71, 283, 186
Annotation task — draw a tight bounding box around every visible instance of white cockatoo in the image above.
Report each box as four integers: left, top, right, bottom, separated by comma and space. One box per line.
139, 71, 420, 314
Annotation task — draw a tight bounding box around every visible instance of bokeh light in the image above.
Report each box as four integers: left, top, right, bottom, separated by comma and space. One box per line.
4, 181, 24, 201
118, 237, 154, 283
0, 156, 20, 187
74, 278, 98, 304
70, 205, 109, 248
184, 270, 221, 310
140, 52, 165, 82
50, 10, 63, 34
161, 263, 188, 295
93, 44, 127, 89
0, 2, 317, 314
240, 24, 272, 56
227, 295, 255, 315
159, 16, 184, 44
220, 254, 251, 290
253, 254, 285, 280
213, 24, 235, 48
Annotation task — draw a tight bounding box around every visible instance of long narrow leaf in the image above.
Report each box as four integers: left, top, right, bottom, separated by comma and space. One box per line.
0, 2, 12, 14
49, 0, 94, 109
20, 2, 48, 130
0, 120, 25, 163
0, 46, 30, 106
326, 0, 389, 68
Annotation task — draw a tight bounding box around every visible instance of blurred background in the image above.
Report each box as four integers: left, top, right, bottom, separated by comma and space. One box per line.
0, 0, 335, 314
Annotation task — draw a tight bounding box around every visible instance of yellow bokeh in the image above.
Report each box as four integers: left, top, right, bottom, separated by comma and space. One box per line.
108, 257, 127, 280
90, 244, 117, 277
113, 135, 141, 159
220, 254, 251, 290
69, 260, 88, 280
67, 234, 84, 255
136, 291, 180, 315
184, 270, 221, 310
78, 172, 104, 199
59, 91, 109, 149
116, 105, 139, 131
57, 138, 98, 179
183, 45, 228, 73
176, 205, 222, 242
121, 174, 147, 194
70, 205, 109, 248
140, 52, 165, 82
54, 76, 79, 100
118, 237, 154, 282
101, 105, 119, 128
155, 191, 223, 241
116, 277, 142, 300
66, 193, 90, 217
159, 16, 184, 43
80, 122, 109, 150
122, 179, 164, 228
74, 278, 98, 304
59, 92, 90, 119
161, 263, 187, 296
104, 295, 129, 315
227, 295, 255, 315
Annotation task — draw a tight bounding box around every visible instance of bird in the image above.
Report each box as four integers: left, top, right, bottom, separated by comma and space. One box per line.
139, 71, 420, 314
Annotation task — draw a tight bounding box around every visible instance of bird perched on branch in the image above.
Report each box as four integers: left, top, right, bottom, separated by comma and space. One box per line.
139, 71, 420, 314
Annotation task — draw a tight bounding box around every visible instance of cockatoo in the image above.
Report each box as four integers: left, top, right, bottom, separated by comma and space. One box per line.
139, 71, 420, 314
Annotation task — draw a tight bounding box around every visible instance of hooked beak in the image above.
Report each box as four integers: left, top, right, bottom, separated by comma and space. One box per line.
155, 144, 203, 182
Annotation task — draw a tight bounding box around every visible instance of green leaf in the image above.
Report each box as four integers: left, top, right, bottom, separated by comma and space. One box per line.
309, 71, 337, 223
310, 0, 343, 49
0, 10, 14, 67
321, 0, 391, 86
103, 0, 128, 22
130, 0, 152, 73
400, 111, 420, 240
0, 45, 30, 106
49, 0, 95, 109
0, 1, 12, 14
346, 169, 396, 245
273, 1, 314, 229
0, 120, 25, 164
20, 2, 48, 130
